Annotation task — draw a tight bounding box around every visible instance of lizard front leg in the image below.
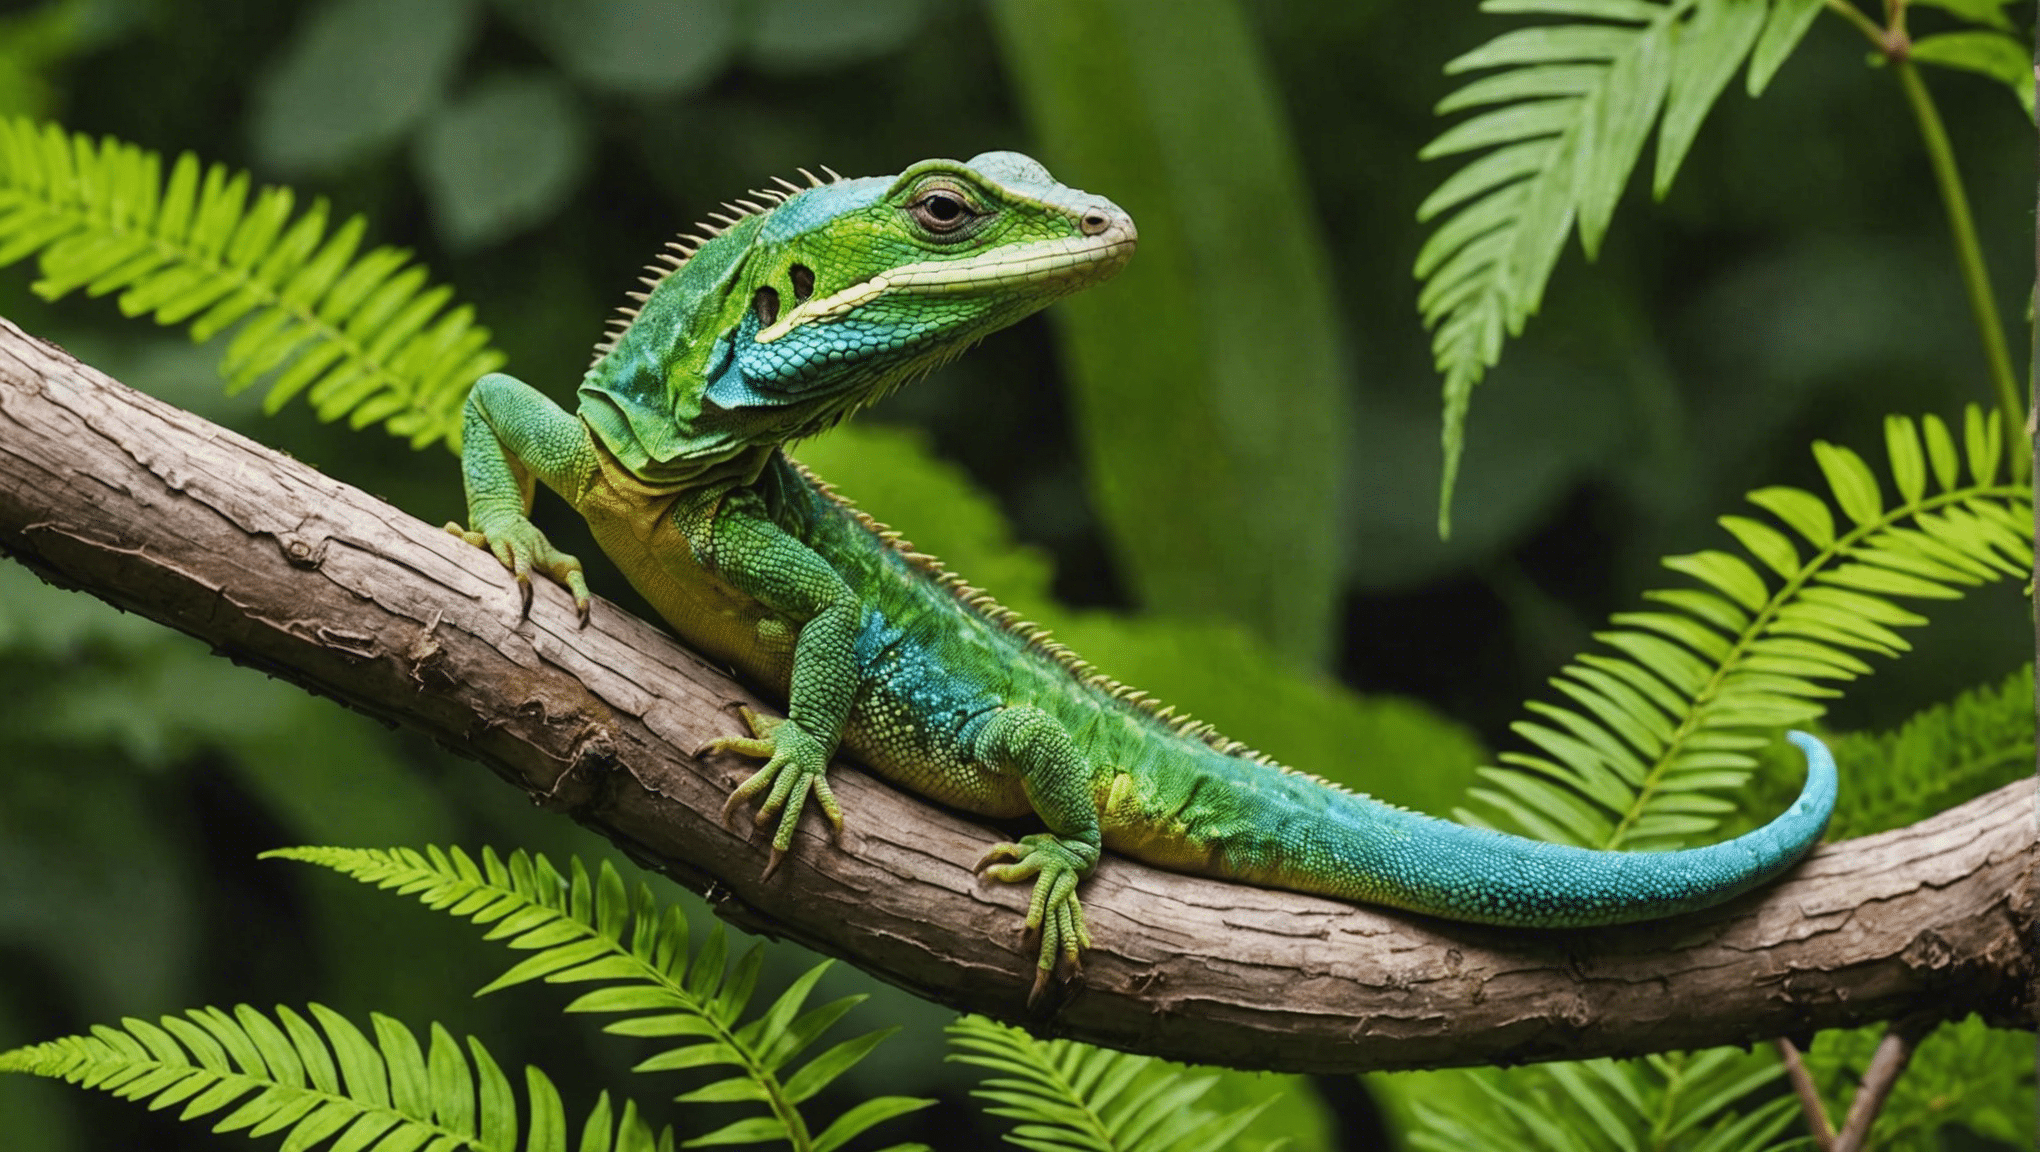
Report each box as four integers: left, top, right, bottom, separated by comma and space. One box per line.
968, 706, 1103, 1005
674, 485, 862, 878
449, 372, 597, 619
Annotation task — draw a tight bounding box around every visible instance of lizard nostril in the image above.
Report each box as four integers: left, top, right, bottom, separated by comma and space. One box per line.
1080, 210, 1111, 236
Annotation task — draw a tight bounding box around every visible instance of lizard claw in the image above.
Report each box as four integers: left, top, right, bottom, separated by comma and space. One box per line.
977, 833, 1097, 1005
703, 707, 843, 873
451, 515, 588, 624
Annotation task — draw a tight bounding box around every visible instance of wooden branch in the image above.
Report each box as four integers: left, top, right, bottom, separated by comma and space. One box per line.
0, 317, 2032, 1074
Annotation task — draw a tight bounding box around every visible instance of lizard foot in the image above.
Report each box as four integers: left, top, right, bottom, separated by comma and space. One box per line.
976, 834, 1097, 1007
703, 707, 843, 879
446, 518, 591, 624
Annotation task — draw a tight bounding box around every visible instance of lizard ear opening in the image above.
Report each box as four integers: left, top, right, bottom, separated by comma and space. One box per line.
753, 285, 780, 328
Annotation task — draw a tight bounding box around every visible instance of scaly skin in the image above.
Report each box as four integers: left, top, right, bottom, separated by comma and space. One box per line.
452, 152, 1837, 1003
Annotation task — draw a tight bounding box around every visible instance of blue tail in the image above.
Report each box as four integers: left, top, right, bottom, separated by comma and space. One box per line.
1276, 730, 1837, 927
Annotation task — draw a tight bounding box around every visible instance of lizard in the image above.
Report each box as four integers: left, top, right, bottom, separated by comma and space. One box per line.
449, 151, 1839, 1003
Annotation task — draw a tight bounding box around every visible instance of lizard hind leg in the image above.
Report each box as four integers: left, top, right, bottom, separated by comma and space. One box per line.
966, 705, 1103, 1005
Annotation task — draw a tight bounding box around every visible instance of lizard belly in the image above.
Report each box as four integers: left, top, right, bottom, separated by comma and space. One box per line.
573, 457, 799, 688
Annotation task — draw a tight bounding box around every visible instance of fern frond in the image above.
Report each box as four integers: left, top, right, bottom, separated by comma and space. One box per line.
1752, 663, 2034, 841
0, 1003, 670, 1152
945, 1015, 1277, 1152
1404, 1046, 1796, 1152
1805, 1015, 2035, 1150
0, 117, 502, 448
264, 846, 930, 1152
1460, 406, 2030, 851
1417, 0, 1825, 524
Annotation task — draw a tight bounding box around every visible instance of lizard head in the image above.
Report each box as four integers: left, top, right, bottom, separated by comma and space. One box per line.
581, 152, 1135, 473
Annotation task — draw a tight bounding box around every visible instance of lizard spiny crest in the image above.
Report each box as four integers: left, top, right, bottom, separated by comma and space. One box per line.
587, 165, 846, 368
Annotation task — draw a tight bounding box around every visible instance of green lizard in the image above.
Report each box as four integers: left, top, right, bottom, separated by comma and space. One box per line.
451, 151, 1837, 1002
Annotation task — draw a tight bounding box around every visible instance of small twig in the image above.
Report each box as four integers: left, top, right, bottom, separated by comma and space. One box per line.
1833, 1012, 1939, 1152
1775, 1037, 1836, 1151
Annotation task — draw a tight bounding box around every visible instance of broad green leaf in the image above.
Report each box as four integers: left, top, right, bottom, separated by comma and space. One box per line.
494, 0, 736, 96
991, 0, 1349, 667
745, 0, 932, 72
414, 73, 591, 250
251, 0, 476, 173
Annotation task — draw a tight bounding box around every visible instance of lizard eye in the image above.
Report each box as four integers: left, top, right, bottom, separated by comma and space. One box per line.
908, 189, 977, 235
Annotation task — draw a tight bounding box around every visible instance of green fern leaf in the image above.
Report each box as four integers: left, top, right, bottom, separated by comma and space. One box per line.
1418, 0, 1826, 526
946, 1016, 1276, 1152
0, 118, 501, 448
263, 845, 931, 1152
1805, 1015, 2034, 1150
1742, 663, 2034, 841
1457, 405, 2030, 852
1400, 1047, 1795, 1152
0, 1003, 667, 1152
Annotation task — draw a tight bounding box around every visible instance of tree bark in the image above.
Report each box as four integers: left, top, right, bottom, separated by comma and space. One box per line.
0, 317, 2031, 1074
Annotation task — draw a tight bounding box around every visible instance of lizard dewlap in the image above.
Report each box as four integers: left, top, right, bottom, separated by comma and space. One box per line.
450, 152, 1836, 1002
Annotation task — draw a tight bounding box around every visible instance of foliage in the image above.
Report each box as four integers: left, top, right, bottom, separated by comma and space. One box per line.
992, 0, 1350, 667
261, 846, 930, 1152
1460, 408, 2029, 851
0, 116, 500, 448
1806, 1015, 2035, 1151
946, 1016, 1282, 1152
0, 1003, 673, 1152
1393, 1046, 1797, 1152
1418, 0, 2034, 524
1756, 661, 2034, 841
1417, 0, 1826, 525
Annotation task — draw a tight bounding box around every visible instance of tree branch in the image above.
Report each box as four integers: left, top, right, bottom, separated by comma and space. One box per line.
0, 317, 2031, 1074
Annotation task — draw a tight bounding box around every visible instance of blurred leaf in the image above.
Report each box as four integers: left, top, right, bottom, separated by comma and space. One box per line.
252, 0, 477, 173
1746, 0, 1823, 95
495, 0, 735, 96
1909, 30, 2035, 119
796, 424, 1487, 814
990, 0, 1351, 669
415, 73, 592, 250
1200, 1070, 1336, 1152
1909, 0, 2021, 32
745, 0, 930, 72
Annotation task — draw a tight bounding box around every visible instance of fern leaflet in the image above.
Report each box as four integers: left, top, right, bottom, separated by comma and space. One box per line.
0, 117, 501, 449
1417, 0, 1824, 525
1750, 662, 2034, 841
264, 846, 931, 1152
1404, 1046, 1797, 1152
0, 1003, 672, 1152
1805, 1015, 2035, 1150
945, 1015, 1278, 1152
1461, 406, 2030, 851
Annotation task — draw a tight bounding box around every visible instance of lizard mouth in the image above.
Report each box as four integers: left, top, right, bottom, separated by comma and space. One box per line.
753, 211, 1136, 345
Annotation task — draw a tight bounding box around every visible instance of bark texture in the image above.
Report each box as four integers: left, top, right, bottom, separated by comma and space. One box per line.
0, 317, 2031, 1073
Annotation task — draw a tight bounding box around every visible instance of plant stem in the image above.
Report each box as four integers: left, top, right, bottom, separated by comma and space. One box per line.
1891, 60, 2028, 476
